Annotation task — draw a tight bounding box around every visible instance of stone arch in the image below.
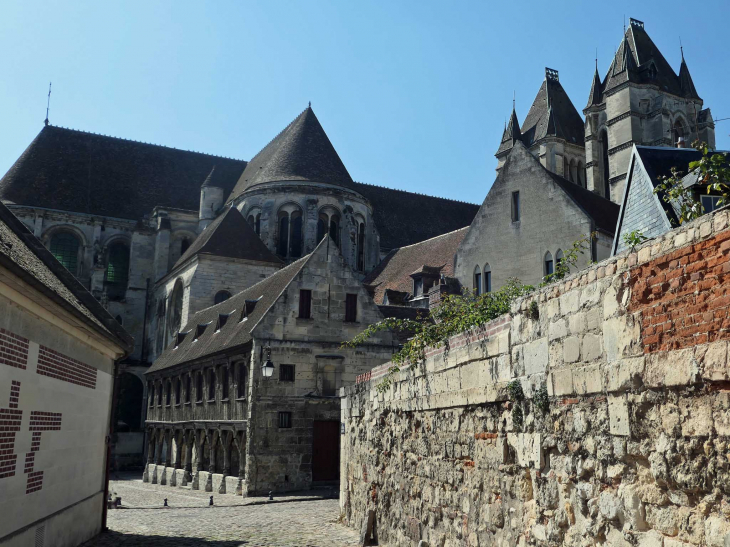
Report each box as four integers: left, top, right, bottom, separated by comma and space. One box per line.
115, 372, 144, 432
214, 290, 231, 305
276, 202, 304, 259
317, 205, 342, 246
167, 278, 184, 341
483, 263, 492, 293
245, 206, 262, 235
473, 265, 482, 295
672, 114, 689, 146
43, 225, 87, 276
569, 159, 577, 183
169, 230, 197, 268
599, 127, 610, 199
544, 251, 554, 277
104, 237, 131, 301
577, 161, 585, 188
354, 213, 366, 272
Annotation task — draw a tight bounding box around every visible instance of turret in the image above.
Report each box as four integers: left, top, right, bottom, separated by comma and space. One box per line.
199, 167, 225, 232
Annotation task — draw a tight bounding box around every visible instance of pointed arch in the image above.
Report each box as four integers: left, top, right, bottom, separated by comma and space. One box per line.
544, 251, 554, 277
473, 265, 482, 295
483, 263, 492, 293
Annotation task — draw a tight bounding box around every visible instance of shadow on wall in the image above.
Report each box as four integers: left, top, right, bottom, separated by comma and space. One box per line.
80, 531, 247, 546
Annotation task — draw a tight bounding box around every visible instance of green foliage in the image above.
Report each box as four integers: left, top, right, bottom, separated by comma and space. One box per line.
654, 140, 730, 225
528, 300, 539, 321
345, 232, 596, 392
534, 385, 549, 413
342, 279, 534, 392
622, 229, 649, 251
507, 379, 524, 402
541, 232, 596, 286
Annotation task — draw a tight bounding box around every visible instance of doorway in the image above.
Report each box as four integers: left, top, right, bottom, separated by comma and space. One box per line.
312, 421, 340, 482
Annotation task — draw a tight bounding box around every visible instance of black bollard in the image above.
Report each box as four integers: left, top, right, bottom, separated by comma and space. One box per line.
164, 498, 168, 507
209, 496, 214, 506
269, 491, 273, 501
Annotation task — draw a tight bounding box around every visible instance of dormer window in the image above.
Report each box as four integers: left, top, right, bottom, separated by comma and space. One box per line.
413, 277, 423, 297
240, 299, 259, 322
194, 323, 210, 341
174, 331, 188, 349
216, 312, 232, 332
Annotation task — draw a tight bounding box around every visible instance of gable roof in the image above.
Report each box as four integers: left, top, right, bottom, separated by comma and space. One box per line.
148, 246, 315, 373
0, 200, 132, 353
504, 141, 620, 234
353, 182, 479, 251
364, 227, 467, 304
601, 19, 699, 100
0, 125, 247, 220
173, 206, 282, 269
227, 107, 357, 201
519, 69, 585, 149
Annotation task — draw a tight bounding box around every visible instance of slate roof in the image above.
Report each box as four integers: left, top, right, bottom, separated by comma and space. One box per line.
364, 227, 467, 304
586, 67, 603, 108
148, 248, 314, 373
497, 108, 523, 155
0, 125, 247, 220
227, 107, 357, 201
353, 183, 479, 250
0, 200, 132, 353
173, 206, 283, 270
519, 70, 585, 149
601, 19, 700, 100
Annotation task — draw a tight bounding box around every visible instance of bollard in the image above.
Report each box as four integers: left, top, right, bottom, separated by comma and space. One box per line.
114, 496, 122, 508
164, 498, 168, 507
209, 496, 214, 506
269, 491, 273, 501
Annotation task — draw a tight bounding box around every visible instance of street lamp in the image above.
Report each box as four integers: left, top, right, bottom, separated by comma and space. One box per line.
262, 345, 274, 378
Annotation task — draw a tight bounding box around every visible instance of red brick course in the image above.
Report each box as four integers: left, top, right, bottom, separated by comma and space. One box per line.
0, 328, 29, 370
37, 345, 97, 389
629, 229, 730, 353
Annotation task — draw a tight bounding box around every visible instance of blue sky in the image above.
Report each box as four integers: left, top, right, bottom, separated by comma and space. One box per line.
1, 0, 728, 205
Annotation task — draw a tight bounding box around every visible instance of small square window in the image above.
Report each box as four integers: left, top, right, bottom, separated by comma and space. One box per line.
278, 411, 292, 428
345, 294, 358, 322
299, 289, 312, 319
511, 191, 520, 222
702, 195, 723, 214
279, 364, 295, 382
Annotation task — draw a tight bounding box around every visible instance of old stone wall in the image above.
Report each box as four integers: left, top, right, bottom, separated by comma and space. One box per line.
341, 208, 730, 547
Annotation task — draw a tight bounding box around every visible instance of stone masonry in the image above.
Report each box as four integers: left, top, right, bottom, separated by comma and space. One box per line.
341, 207, 730, 546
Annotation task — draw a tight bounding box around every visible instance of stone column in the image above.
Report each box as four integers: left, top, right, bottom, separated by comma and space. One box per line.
170, 430, 182, 487
219, 433, 230, 494
151, 432, 162, 484
142, 433, 155, 482
160, 430, 172, 485
205, 432, 215, 492
182, 432, 194, 486
191, 433, 202, 490
236, 436, 246, 496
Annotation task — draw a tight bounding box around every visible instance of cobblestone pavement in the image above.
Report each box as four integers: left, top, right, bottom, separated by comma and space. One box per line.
81, 473, 359, 547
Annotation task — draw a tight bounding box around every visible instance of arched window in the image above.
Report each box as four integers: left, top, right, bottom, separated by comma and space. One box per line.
483, 263, 492, 293
277, 205, 303, 259
544, 252, 554, 277
473, 265, 482, 296
180, 238, 191, 256
577, 162, 585, 188
570, 159, 577, 183
563, 156, 569, 180
214, 290, 231, 305
175, 377, 181, 405
195, 371, 203, 402
357, 221, 366, 272
185, 374, 191, 403
317, 207, 340, 246
155, 299, 166, 355
105, 241, 130, 301
247, 209, 262, 235
600, 128, 610, 200
167, 280, 184, 343
556, 249, 564, 274
50, 232, 80, 275
673, 119, 686, 146
115, 372, 144, 431
222, 367, 229, 400
237, 362, 248, 399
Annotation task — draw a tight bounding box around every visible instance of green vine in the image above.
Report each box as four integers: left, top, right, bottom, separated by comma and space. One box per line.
534, 385, 549, 413
540, 232, 596, 286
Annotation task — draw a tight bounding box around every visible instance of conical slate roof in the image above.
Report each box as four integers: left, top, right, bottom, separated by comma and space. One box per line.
601, 19, 696, 100
520, 69, 584, 148
173, 206, 283, 269
496, 107, 523, 155
586, 66, 603, 108
228, 106, 356, 201
678, 54, 700, 100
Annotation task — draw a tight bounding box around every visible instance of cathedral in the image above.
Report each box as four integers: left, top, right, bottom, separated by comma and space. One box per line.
0, 17, 719, 492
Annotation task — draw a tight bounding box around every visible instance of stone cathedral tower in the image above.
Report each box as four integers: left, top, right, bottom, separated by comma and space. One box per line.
584, 18, 715, 203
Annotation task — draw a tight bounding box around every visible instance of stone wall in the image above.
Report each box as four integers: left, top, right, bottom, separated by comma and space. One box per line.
341, 208, 730, 547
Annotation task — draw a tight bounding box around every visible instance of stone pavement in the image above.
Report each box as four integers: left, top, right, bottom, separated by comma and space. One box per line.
81, 473, 360, 546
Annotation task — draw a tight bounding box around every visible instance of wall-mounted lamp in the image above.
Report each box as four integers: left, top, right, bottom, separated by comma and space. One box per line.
262, 345, 274, 378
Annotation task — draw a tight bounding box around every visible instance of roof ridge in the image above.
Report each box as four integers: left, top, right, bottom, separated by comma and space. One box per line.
352, 181, 479, 206
244, 106, 311, 165
392, 226, 469, 252
46, 124, 247, 163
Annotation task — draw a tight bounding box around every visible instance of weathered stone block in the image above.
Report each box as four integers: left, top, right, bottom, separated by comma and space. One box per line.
582, 333, 603, 361
523, 338, 548, 376
645, 349, 697, 388
549, 319, 568, 341
573, 364, 602, 395
550, 368, 573, 397
680, 397, 713, 437
506, 433, 542, 467
563, 336, 580, 363
608, 394, 630, 436
603, 357, 644, 392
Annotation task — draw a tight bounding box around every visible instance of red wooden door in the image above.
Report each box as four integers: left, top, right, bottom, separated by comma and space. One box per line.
312, 421, 340, 482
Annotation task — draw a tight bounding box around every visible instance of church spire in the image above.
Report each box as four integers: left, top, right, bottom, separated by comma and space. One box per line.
586, 64, 602, 108
678, 49, 700, 100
